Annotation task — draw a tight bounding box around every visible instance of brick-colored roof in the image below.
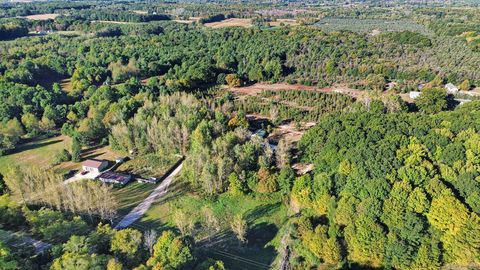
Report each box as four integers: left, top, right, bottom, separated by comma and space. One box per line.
82, 159, 105, 168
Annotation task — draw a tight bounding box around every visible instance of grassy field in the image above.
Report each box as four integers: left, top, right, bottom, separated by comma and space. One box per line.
112, 154, 182, 216
0, 135, 71, 175
133, 180, 288, 270
0, 135, 120, 176
116, 154, 180, 179
112, 181, 160, 217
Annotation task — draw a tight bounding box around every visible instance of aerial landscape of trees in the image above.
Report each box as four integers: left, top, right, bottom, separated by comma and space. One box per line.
0, 0, 480, 269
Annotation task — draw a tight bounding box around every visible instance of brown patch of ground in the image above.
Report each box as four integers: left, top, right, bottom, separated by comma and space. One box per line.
268, 121, 316, 143
132, 10, 148, 15
173, 19, 195, 24
24, 13, 59, 20
292, 163, 314, 175
228, 82, 361, 98
204, 18, 253, 28
60, 78, 73, 92
269, 19, 299, 27
229, 82, 318, 96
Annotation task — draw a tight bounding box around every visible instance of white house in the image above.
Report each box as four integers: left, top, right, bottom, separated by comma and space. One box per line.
445, 83, 459, 94
82, 159, 108, 174
409, 91, 421, 99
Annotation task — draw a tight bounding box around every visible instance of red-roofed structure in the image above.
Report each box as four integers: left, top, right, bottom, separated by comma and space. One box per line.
82, 159, 108, 173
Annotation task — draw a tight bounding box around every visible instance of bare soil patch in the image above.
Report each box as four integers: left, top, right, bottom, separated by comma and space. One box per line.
228, 82, 361, 97
204, 18, 253, 28
268, 120, 316, 143
229, 82, 318, 96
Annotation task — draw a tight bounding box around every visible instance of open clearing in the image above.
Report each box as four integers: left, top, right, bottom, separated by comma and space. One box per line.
269, 19, 299, 27
0, 135, 71, 175
116, 154, 180, 179
205, 18, 253, 28
23, 13, 59, 20
228, 82, 361, 98
133, 181, 286, 270
115, 162, 183, 229
60, 78, 73, 92
0, 135, 120, 176
173, 19, 195, 24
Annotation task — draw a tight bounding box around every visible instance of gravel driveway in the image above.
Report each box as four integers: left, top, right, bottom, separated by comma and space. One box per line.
114, 162, 183, 229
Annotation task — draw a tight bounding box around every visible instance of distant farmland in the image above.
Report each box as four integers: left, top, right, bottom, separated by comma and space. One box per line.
315, 17, 431, 35
23, 13, 59, 20
204, 18, 252, 28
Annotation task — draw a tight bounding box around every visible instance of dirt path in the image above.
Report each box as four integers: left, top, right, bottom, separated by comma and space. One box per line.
0, 230, 51, 254
114, 162, 183, 229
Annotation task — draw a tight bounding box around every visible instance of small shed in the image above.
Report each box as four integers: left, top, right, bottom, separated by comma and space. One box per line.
82, 159, 108, 174
98, 171, 132, 186
445, 83, 459, 94
409, 91, 421, 99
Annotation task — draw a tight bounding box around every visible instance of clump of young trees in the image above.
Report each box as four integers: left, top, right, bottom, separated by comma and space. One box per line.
4, 166, 117, 221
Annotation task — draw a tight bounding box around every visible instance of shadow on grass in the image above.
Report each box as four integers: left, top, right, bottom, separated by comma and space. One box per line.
247, 222, 278, 248
244, 202, 281, 222
82, 152, 106, 161
7, 139, 63, 155
81, 144, 107, 160
198, 222, 278, 270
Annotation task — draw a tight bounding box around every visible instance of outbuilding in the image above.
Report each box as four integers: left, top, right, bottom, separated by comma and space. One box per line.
82, 159, 109, 174
445, 83, 459, 94
98, 171, 132, 186
409, 91, 421, 99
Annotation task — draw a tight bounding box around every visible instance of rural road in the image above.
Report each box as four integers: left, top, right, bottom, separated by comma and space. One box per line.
114, 162, 183, 229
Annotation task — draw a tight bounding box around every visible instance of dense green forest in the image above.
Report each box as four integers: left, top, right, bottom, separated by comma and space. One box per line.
296, 103, 480, 269
1, 1, 480, 269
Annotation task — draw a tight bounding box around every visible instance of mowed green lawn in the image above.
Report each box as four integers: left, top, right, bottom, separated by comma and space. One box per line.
0, 135, 72, 175
112, 154, 182, 218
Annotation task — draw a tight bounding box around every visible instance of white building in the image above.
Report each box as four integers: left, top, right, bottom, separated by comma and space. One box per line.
409, 91, 421, 99
445, 83, 459, 94
82, 159, 108, 174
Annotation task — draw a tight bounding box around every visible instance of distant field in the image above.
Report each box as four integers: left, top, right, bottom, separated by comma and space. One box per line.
90, 20, 141, 25
173, 19, 195, 24
23, 13, 59, 20
269, 18, 299, 27
132, 10, 148, 15
315, 17, 431, 35
204, 18, 252, 28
